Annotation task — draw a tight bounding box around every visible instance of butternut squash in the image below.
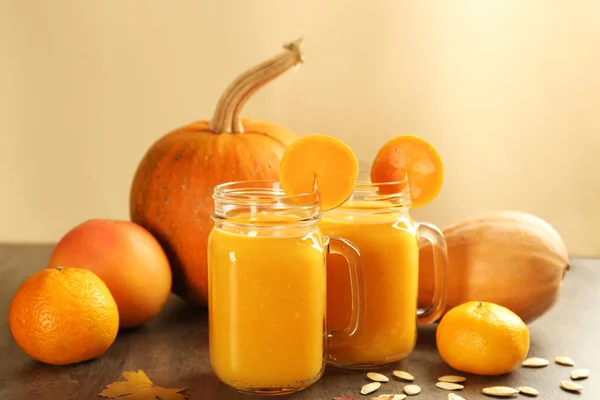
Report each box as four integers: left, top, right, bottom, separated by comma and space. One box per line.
418, 211, 570, 324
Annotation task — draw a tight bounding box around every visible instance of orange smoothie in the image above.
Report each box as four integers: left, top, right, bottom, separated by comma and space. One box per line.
207, 224, 327, 391
320, 202, 419, 367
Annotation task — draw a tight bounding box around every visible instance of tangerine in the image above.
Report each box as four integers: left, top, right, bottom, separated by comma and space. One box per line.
8, 267, 119, 365
436, 301, 530, 375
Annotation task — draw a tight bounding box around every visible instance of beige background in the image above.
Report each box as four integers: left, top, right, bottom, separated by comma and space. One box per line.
1, 1, 599, 256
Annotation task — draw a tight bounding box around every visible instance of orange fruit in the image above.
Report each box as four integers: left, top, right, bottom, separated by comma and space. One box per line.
48, 219, 172, 328
8, 266, 119, 365
436, 301, 530, 375
280, 134, 359, 211
371, 134, 443, 207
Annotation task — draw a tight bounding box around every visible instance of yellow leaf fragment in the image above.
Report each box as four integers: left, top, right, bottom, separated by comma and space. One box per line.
99, 369, 187, 400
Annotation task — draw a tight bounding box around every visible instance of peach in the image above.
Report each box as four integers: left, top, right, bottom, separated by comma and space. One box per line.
48, 219, 172, 328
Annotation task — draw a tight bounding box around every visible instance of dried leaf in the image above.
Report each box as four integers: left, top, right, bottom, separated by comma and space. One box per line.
99, 370, 187, 400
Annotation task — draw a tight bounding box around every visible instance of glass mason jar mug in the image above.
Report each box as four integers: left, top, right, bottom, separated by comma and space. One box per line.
207, 181, 365, 395
320, 175, 449, 368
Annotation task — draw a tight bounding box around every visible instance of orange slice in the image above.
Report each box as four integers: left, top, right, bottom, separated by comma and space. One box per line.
280, 134, 358, 211
370, 134, 443, 208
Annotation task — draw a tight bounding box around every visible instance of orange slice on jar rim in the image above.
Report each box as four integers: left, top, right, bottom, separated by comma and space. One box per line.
279, 134, 359, 211
370, 134, 444, 208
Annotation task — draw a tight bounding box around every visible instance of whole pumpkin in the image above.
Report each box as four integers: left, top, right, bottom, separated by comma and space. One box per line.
418, 210, 570, 324
130, 39, 303, 305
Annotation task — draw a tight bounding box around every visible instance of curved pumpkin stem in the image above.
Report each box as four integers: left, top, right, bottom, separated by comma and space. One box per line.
209, 38, 304, 134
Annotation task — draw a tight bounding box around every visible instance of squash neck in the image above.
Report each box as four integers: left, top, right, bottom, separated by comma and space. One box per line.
209, 39, 304, 134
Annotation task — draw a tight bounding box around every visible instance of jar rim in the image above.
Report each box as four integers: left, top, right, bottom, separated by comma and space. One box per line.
212, 181, 321, 227
354, 178, 410, 191
350, 169, 412, 207
213, 180, 319, 206
355, 168, 409, 186
212, 174, 411, 214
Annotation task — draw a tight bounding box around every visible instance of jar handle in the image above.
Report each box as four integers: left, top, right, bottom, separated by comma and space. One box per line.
416, 222, 449, 324
326, 237, 365, 345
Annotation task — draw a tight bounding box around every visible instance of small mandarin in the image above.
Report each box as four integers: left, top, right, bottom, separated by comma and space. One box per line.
436, 301, 530, 375
8, 267, 119, 365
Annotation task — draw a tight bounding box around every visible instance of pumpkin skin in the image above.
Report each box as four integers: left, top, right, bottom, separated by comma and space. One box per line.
418, 211, 570, 324
130, 40, 303, 306
130, 119, 296, 305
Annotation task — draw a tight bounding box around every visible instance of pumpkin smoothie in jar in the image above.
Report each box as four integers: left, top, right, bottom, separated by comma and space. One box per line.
321, 134, 449, 368
208, 135, 366, 394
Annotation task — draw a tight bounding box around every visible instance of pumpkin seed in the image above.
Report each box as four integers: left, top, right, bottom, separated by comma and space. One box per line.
555, 356, 575, 366
522, 357, 550, 367
571, 368, 590, 380
560, 380, 583, 392
448, 394, 466, 400
393, 370, 415, 381
403, 384, 421, 396
482, 386, 519, 397
375, 396, 406, 400
435, 382, 464, 391
391, 396, 407, 400
438, 375, 467, 383
361, 382, 382, 395
517, 386, 539, 396
367, 372, 390, 382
